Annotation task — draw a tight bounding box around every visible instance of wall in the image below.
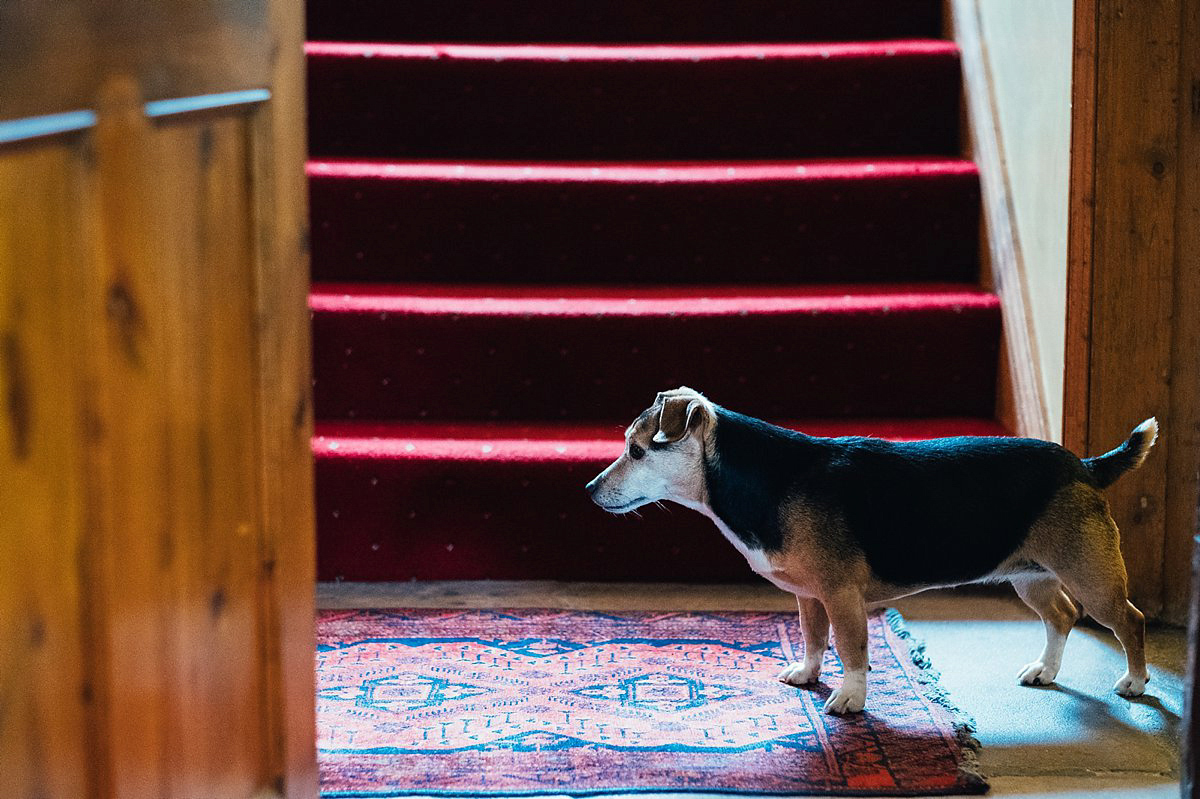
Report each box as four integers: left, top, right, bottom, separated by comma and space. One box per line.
974, 0, 1074, 441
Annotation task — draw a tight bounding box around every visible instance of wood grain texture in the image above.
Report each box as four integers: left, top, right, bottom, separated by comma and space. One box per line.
1092, 0, 1177, 617
1067, 0, 1200, 620
253, 0, 319, 794
1162, 0, 1200, 623
1, 2, 316, 795
0, 138, 98, 799
0, 1, 270, 122
1063, 0, 1098, 457
948, 0, 1052, 441
88, 80, 268, 799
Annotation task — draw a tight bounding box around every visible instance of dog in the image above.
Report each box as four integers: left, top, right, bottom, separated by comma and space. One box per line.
585, 387, 1157, 715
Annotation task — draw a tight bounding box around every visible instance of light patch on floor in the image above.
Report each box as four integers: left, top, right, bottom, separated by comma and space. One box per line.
318, 581, 1185, 799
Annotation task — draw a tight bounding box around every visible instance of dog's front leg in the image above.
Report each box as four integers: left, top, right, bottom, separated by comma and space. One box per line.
779, 596, 828, 686
822, 588, 868, 714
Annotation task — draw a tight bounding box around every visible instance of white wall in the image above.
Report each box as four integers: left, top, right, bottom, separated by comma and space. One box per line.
975, 0, 1074, 441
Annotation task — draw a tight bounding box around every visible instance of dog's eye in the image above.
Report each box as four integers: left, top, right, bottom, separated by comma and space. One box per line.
629, 443, 646, 460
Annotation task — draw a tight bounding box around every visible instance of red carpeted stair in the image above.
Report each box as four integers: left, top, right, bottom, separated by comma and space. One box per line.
306, 41, 961, 159
307, 1, 1006, 582
306, 0, 944, 45
309, 159, 980, 284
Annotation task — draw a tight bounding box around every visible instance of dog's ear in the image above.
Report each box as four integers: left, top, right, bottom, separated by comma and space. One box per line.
653, 396, 709, 444
654, 385, 702, 406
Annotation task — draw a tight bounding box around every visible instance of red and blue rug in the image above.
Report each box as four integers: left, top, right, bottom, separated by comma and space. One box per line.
317, 608, 985, 796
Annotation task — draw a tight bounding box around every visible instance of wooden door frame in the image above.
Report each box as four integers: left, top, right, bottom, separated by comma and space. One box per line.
1066, 0, 1200, 622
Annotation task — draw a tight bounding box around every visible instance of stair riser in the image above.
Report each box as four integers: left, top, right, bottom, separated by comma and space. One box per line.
315, 453, 756, 581
307, 0, 941, 44
307, 50, 960, 159
310, 169, 980, 284
311, 304, 1000, 421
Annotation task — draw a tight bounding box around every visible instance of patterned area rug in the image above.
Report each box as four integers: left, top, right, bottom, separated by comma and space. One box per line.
318, 609, 985, 797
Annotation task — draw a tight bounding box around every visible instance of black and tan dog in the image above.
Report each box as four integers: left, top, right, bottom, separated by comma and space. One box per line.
585, 387, 1158, 715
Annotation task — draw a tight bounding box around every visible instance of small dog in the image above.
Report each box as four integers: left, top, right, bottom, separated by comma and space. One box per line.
585, 387, 1157, 715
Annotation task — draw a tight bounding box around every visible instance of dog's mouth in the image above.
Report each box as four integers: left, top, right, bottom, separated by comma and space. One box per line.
598, 497, 648, 514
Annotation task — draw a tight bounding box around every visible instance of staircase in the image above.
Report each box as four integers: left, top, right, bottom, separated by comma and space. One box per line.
306, 1, 1005, 582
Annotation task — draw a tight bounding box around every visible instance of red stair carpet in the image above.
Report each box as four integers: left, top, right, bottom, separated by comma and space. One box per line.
307, 1, 1005, 582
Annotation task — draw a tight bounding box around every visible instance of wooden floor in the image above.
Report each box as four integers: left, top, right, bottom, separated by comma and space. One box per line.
319, 581, 1185, 799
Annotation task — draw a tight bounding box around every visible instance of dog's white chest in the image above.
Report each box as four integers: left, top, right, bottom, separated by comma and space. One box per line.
736, 541, 776, 577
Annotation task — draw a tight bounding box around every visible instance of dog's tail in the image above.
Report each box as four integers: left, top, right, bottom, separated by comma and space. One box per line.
1081, 417, 1159, 489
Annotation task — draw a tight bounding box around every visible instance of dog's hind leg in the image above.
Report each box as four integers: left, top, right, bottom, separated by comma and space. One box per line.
821, 588, 869, 714
1041, 511, 1148, 697
1012, 576, 1080, 686
779, 596, 829, 686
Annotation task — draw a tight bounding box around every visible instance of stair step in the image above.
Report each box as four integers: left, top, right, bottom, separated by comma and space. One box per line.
313, 417, 1009, 581
307, 0, 942, 45
311, 283, 1001, 422
307, 41, 961, 159
310, 159, 980, 284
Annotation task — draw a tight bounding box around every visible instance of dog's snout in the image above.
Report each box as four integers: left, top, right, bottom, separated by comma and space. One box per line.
585, 478, 600, 497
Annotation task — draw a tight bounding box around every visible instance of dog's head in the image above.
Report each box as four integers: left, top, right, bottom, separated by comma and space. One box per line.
585, 386, 716, 513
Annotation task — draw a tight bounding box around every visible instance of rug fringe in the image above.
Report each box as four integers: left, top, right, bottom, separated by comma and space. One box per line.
884, 608, 989, 794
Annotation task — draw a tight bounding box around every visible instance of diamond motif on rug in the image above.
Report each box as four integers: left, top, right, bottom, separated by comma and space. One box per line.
573, 671, 748, 712
321, 673, 495, 712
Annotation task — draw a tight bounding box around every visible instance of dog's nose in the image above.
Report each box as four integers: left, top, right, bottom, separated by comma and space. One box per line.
585, 478, 599, 496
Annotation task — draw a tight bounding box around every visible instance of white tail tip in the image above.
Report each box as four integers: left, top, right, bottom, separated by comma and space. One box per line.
1132, 417, 1159, 466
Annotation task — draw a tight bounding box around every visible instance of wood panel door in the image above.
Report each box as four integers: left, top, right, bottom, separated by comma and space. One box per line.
1067, 0, 1200, 622
0, 2, 317, 797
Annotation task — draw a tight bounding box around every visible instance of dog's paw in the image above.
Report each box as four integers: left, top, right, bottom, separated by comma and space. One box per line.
778, 661, 821, 686
1113, 671, 1147, 697
1017, 660, 1059, 686
822, 684, 866, 715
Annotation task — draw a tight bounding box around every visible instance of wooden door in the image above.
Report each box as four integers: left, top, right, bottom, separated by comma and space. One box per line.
0, 2, 316, 797
1066, 0, 1200, 622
